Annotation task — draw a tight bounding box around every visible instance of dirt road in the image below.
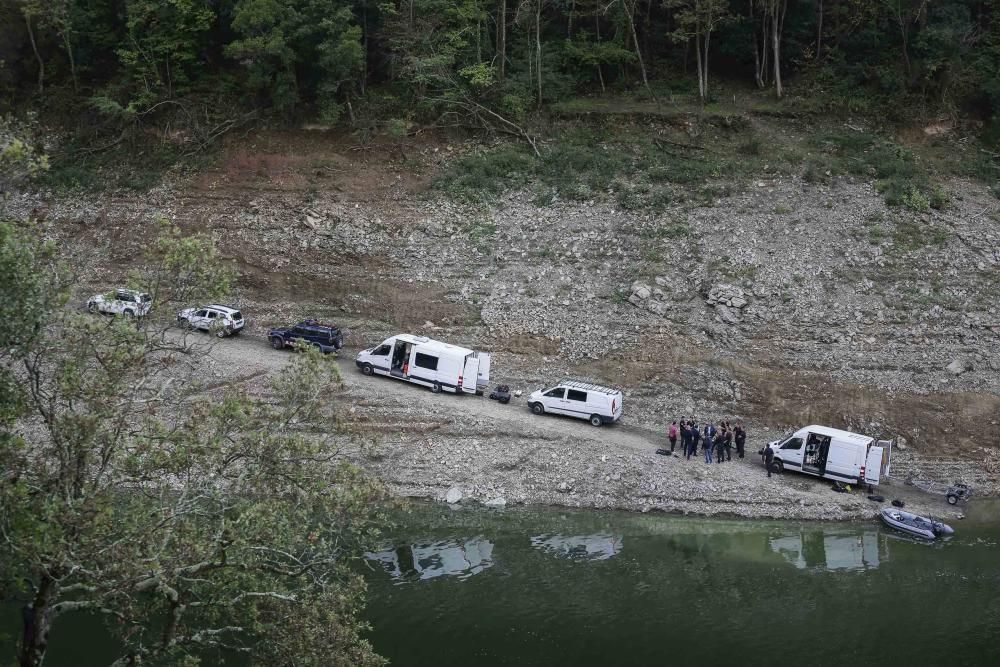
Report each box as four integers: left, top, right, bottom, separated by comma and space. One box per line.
195, 331, 668, 452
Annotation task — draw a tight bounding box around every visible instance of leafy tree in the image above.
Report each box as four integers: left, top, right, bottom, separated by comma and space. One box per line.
665, 0, 731, 101
227, 0, 363, 121
116, 0, 216, 107
0, 222, 390, 667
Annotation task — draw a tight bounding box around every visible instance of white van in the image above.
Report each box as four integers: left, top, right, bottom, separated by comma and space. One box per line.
527, 380, 623, 427
764, 425, 892, 486
355, 334, 490, 394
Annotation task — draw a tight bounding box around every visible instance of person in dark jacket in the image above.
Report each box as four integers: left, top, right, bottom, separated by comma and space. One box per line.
681, 422, 692, 459
763, 445, 775, 477
690, 423, 701, 458
723, 427, 734, 462
714, 431, 725, 464
735, 422, 746, 459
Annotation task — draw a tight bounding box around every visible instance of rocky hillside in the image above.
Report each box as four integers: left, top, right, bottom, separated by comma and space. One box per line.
3, 126, 999, 464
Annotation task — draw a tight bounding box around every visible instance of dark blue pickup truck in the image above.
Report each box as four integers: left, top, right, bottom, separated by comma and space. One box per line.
268, 319, 343, 353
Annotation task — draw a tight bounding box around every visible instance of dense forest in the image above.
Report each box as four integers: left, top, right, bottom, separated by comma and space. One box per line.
2, 0, 1000, 145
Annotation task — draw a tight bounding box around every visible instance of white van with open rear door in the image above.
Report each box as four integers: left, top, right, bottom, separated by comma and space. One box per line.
355, 334, 490, 394
764, 425, 892, 486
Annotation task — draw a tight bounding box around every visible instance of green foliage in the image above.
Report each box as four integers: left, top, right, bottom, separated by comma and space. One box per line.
116, 0, 216, 107
0, 223, 388, 666
0, 116, 49, 195
804, 131, 949, 209
437, 127, 748, 209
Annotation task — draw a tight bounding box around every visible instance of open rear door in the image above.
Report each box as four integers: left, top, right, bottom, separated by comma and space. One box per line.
461, 355, 480, 394
476, 352, 490, 390
876, 439, 893, 479
864, 446, 885, 485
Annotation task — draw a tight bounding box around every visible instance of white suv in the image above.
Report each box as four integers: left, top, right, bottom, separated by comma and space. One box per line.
527, 380, 624, 427
87, 289, 152, 317
177, 304, 245, 337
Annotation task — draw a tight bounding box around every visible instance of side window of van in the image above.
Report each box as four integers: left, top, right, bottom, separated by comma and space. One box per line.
373, 344, 391, 356
780, 437, 803, 450
566, 389, 587, 402
544, 388, 565, 398
414, 353, 439, 370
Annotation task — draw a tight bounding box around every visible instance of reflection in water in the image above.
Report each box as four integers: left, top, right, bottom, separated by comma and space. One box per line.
530, 533, 623, 561
769, 528, 885, 571
366, 538, 494, 583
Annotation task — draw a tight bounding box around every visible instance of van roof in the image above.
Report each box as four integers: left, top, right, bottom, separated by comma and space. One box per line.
393, 334, 474, 356
798, 425, 873, 444
558, 379, 621, 395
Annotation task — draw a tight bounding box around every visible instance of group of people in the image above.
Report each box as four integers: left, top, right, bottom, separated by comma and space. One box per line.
666, 419, 747, 464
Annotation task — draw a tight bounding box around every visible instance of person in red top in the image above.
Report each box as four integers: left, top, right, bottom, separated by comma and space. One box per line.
668, 421, 678, 453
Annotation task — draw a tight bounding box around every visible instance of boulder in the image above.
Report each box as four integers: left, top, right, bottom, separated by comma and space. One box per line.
945, 359, 972, 376
484, 496, 507, 508
445, 487, 463, 504
715, 304, 741, 325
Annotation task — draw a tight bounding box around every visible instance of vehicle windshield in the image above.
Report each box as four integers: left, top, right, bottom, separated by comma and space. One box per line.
140, 293, 152, 302
231, 311, 242, 320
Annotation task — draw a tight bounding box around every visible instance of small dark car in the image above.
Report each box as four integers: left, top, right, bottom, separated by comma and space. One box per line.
268, 319, 343, 353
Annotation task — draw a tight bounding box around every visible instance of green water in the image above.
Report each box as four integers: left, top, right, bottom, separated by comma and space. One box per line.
4, 504, 999, 665
363, 504, 1000, 667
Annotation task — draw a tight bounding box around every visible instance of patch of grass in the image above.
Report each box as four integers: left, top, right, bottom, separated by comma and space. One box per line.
639, 221, 690, 239
41, 140, 211, 192
804, 131, 948, 210
890, 217, 951, 252
773, 204, 793, 214
436, 126, 758, 210
465, 219, 497, 253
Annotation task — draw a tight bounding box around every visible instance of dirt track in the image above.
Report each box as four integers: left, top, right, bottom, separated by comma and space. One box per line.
197, 330, 664, 451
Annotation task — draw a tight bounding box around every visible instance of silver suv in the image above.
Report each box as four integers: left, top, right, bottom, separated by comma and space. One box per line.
177, 304, 245, 337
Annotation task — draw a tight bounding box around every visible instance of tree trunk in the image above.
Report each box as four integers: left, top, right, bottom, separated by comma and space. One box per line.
750, 1, 763, 88
595, 11, 606, 94
24, 12, 44, 94
624, 0, 657, 105
702, 28, 711, 99
476, 0, 482, 62
771, 0, 785, 98
568, 0, 575, 36
496, 0, 506, 80
695, 34, 705, 101
361, 0, 368, 95
19, 575, 55, 667
535, 0, 543, 109
816, 0, 823, 59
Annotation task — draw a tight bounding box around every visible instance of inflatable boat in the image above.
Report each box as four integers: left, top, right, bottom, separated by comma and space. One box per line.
879, 507, 954, 540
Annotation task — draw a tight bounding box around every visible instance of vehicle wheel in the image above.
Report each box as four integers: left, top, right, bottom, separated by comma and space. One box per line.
499, 397, 510, 404
270, 337, 284, 350
530, 402, 544, 415
589, 414, 603, 427
361, 363, 374, 376
431, 382, 442, 394
123, 309, 135, 319
772, 460, 784, 474
215, 328, 228, 338
947, 494, 958, 505
88, 303, 98, 314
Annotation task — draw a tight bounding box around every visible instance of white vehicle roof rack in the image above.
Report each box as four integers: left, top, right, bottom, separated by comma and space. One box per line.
558, 379, 619, 395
